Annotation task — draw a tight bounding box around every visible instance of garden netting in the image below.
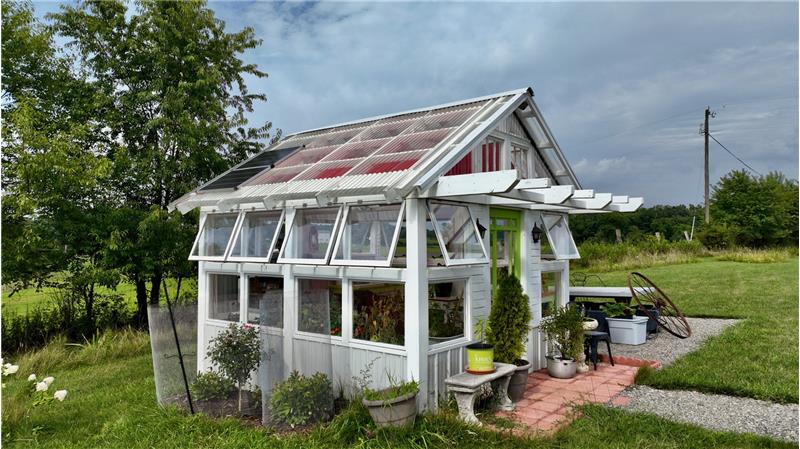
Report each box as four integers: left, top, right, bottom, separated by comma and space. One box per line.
147, 302, 198, 411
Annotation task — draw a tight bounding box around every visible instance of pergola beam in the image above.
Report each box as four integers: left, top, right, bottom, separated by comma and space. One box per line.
419, 170, 519, 198
605, 197, 643, 212
564, 192, 612, 209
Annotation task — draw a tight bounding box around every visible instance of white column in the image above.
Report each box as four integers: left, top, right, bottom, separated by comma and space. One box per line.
197, 261, 207, 373
282, 264, 295, 378
404, 198, 429, 411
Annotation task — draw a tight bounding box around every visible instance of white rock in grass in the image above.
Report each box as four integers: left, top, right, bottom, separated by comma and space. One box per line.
54, 390, 68, 402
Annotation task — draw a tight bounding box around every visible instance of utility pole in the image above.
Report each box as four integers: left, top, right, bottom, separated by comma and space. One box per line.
702, 107, 715, 224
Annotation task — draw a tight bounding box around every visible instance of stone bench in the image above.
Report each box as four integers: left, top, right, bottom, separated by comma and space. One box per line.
444, 362, 516, 425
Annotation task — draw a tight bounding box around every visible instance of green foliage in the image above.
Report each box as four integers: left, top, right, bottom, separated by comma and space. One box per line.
363, 378, 419, 402
270, 370, 334, 428
486, 275, 531, 363
600, 303, 635, 318
572, 239, 710, 272
706, 170, 798, 248
570, 204, 704, 244
539, 304, 584, 361
190, 371, 236, 401
206, 324, 260, 388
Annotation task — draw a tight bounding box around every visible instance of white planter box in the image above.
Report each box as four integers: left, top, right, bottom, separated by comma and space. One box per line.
606, 316, 649, 345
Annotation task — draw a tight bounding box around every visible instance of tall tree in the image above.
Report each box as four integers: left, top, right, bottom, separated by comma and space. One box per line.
49, 0, 279, 322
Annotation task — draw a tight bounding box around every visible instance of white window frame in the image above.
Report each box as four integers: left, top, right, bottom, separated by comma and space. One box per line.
226, 209, 285, 263
244, 274, 284, 331
427, 277, 471, 352
278, 206, 344, 265
189, 212, 243, 262
426, 200, 488, 266
541, 213, 580, 260
330, 203, 405, 267
349, 279, 406, 348
294, 276, 345, 342
206, 271, 242, 324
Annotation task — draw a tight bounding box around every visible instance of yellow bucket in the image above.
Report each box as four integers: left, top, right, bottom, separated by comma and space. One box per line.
466, 343, 494, 373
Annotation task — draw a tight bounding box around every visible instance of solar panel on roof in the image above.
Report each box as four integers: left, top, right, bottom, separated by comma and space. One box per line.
199, 146, 301, 191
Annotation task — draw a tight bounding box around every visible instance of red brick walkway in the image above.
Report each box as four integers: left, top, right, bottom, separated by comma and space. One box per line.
502, 360, 658, 433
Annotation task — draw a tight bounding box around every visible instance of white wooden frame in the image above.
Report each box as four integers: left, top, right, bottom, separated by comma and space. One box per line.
427, 277, 471, 353
189, 212, 243, 262
293, 276, 345, 343
426, 200, 489, 266
348, 278, 406, 349
278, 205, 344, 265
226, 209, 286, 263
243, 273, 285, 331
540, 213, 580, 260
205, 271, 242, 324
330, 203, 405, 267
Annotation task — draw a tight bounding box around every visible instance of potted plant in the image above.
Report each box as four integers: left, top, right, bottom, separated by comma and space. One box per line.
362, 378, 419, 428
601, 303, 649, 345
539, 304, 584, 379
466, 318, 494, 373
486, 274, 532, 402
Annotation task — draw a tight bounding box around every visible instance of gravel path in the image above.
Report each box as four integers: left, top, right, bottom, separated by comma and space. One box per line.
598, 317, 739, 365
614, 386, 799, 443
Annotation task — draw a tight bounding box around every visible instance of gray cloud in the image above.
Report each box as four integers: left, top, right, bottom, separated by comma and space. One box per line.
39, 1, 800, 205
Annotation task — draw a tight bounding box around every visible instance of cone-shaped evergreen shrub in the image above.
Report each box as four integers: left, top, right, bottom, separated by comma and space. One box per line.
487, 274, 532, 364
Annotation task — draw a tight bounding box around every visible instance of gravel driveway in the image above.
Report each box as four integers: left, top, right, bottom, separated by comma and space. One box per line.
597, 317, 739, 366
615, 386, 799, 443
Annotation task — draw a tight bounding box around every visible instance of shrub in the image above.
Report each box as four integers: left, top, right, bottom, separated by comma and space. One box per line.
539, 304, 584, 361
486, 275, 531, 364
206, 323, 260, 412
190, 370, 236, 401
270, 370, 334, 428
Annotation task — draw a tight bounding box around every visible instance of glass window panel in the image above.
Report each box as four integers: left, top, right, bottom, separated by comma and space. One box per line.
334, 204, 402, 264
297, 278, 342, 336
429, 202, 486, 262
511, 144, 530, 178
352, 282, 405, 345
208, 274, 240, 321
426, 218, 446, 266
191, 213, 238, 258
428, 280, 466, 344
522, 115, 551, 148
541, 271, 561, 317
541, 147, 567, 176
542, 214, 580, 260
247, 276, 283, 327
230, 210, 282, 259
282, 207, 341, 262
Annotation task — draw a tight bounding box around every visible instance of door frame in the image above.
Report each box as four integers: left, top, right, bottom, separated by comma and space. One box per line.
489, 207, 523, 297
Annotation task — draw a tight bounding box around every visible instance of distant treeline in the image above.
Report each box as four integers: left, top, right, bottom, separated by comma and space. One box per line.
570, 205, 702, 244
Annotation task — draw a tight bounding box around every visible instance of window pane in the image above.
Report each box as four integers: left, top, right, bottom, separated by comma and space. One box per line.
426, 219, 446, 266
428, 280, 466, 344
283, 207, 340, 261
209, 274, 240, 321
541, 271, 561, 317
430, 203, 485, 262
230, 211, 282, 259
335, 204, 401, 263
192, 214, 238, 258
542, 214, 580, 260
352, 282, 405, 345
247, 276, 283, 327
297, 279, 342, 336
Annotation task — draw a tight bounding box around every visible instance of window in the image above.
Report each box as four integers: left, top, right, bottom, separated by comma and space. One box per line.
510, 144, 530, 178
247, 276, 283, 328
297, 279, 342, 336
352, 282, 404, 345
541, 214, 580, 260
541, 271, 561, 317
332, 204, 404, 266
428, 280, 466, 344
190, 213, 239, 260
229, 210, 283, 261
480, 137, 503, 173
428, 202, 487, 265
279, 207, 342, 263
208, 274, 240, 322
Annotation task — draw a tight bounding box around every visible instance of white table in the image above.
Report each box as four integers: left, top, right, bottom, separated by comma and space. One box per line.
570, 286, 654, 303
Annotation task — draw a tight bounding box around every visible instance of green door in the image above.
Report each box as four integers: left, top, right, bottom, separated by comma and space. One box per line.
489, 208, 522, 297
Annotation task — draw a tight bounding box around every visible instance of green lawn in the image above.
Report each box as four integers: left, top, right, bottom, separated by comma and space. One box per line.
1, 330, 790, 449
581, 259, 799, 403
1, 278, 196, 315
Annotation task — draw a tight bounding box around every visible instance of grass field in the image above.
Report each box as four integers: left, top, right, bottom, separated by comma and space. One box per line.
581, 259, 798, 403
1, 330, 791, 449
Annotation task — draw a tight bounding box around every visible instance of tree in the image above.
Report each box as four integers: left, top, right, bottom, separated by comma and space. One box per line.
48, 0, 279, 320
487, 275, 532, 364
706, 170, 798, 247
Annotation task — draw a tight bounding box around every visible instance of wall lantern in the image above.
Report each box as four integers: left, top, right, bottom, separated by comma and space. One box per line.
476, 219, 487, 239
531, 223, 542, 244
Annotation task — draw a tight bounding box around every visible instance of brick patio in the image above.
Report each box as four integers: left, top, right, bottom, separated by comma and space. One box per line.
500, 359, 659, 433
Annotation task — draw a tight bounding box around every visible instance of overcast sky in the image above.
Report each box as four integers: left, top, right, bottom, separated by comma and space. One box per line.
37, 1, 799, 205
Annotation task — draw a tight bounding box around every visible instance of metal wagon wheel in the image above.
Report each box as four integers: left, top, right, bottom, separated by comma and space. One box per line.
628, 272, 692, 339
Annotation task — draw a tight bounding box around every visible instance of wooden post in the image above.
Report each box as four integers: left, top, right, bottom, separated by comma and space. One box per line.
704, 107, 711, 224
615, 228, 622, 244
404, 198, 428, 410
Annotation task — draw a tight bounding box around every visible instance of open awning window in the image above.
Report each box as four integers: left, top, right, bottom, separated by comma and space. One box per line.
331, 203, 404, 267
227, 210, 285, 263
427, 201, 488, 265
541, 213, 580, 260
278, 206, 343, 265
189, 213, 241, 261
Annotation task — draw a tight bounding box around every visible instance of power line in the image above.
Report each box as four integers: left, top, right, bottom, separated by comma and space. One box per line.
707, 133, 763, 176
